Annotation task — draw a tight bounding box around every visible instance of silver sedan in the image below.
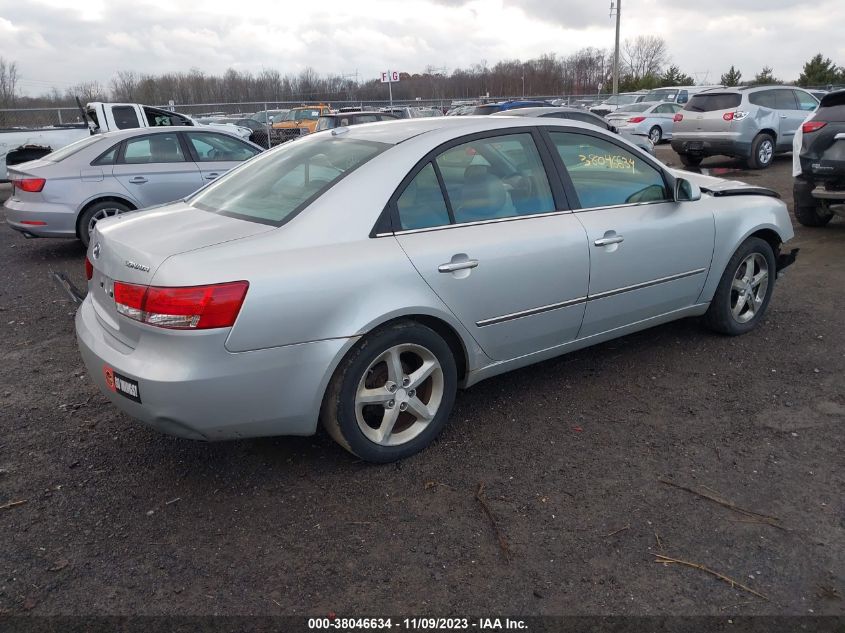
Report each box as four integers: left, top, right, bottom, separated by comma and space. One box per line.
605, 101, 683, 144
76, 116, 797, 462
4, 127, 263, 246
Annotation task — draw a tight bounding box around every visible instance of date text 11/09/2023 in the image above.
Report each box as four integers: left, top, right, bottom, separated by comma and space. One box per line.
307, 617, 528, 630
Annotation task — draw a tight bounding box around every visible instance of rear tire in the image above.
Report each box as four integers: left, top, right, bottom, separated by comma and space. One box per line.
320, 321, 457, 463
648, 126, 662, 144
678, 153, 702, 167
747, 133, 775, 169
703, 237, 777, 336
77, 200, 131, 248
793, 181, 833, 227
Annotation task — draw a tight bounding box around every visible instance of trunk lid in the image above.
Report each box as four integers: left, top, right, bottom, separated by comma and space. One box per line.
677, 93, 742, 134
88, 201, 274, 349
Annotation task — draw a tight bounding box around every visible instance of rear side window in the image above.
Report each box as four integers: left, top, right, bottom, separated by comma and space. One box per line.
793, 90, 819, 112
685, 93, 742, 112
550, 132, 669, 208
112, 106, 140, 130
189, 138, 388, 226
397, 163, 451, 230
92, 144, 119, 166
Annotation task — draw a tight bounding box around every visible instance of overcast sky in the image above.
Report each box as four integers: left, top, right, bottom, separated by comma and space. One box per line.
2, 0, 843, 96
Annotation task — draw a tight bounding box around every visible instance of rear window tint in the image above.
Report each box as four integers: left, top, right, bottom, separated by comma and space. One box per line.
189, 137, 388, 226
815, 103, 845, 122
684, 94, 742, 112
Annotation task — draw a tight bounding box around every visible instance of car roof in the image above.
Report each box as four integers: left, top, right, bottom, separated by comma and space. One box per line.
490, 106, 595, 117
325, 115, 599, 145
90, 126, 249, 144
321, 112, 388, 117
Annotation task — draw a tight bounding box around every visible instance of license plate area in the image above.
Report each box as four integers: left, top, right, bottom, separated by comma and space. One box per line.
104, 365, 141, 403
687, 141, 704, 152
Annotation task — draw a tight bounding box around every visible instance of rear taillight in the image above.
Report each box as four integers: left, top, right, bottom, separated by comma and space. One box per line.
113, 281, 249, 330
627, 116, 646, 123
724, 111, 749, 121
802, 121, 827, 134
673, 113, 683, 122
85, 257, 93, 281
11, 177, 46, 193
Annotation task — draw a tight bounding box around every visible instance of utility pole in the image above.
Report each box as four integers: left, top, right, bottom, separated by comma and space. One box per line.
610, 0, 621, 96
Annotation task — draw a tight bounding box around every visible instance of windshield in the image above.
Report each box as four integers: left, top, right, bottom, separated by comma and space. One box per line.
644, 89, 677, 102
614, 103, 651, 113
189, 137, 389, 226
684, 93, 741, 112
43, 134, 103, 162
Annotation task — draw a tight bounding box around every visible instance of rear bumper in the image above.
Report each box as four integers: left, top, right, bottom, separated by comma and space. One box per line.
3, 197, 78, 238
671, 135, 751, 158
75, 296, 353, 440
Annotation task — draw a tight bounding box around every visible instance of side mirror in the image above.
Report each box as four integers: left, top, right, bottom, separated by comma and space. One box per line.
674, 177, 701, 202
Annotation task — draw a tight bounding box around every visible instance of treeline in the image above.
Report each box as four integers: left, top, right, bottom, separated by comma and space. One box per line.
2, 47, 843, 112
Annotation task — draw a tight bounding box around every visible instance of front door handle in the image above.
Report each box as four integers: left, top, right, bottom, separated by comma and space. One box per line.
128, 177, 148, 184
594, 235, 624, 247
438, 259, 479, 273
205, 173, 220, 180
779, 114, 788, 119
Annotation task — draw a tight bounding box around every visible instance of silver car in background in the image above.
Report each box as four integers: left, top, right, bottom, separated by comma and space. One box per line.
671, 86, 819, 169
77, 117, 796, 462
605, 101, 683, 144
4, 127, 263, 246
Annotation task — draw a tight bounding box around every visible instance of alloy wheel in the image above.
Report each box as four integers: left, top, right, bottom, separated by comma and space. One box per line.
87, 207, 125, 238
730, 253, 769, 324
354, 344, 444, 446
758, 139, 773, 166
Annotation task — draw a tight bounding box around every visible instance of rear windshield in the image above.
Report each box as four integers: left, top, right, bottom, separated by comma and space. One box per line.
685, 93, 742, 112
615, 103, 651, 113
43, 134, 104, 162
189, 137, 389, 226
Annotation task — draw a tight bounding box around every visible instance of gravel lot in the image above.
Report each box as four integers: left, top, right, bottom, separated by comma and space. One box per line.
0, 148, 843, 618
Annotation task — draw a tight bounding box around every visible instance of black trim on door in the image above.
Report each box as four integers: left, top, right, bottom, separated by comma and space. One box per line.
369, 126, 574, 238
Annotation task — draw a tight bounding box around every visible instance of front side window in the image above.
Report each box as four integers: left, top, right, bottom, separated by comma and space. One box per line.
185, 132, 260, 162
189, 137, 388, 226
122, 134, 186, 164
550, 131, 669, 209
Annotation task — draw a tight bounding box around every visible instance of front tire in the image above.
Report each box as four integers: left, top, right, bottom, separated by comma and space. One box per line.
320, 321, 457, 463
78, 200, 131, 247
703, 237, 777, 335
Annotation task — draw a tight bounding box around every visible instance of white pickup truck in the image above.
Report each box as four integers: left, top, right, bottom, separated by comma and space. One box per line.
1, 102, 252, 178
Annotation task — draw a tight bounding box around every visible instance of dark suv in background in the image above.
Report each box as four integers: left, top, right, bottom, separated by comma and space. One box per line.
794, 89, 845, 226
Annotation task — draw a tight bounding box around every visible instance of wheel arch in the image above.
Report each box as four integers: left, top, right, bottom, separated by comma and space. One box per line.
757, 128, 777, 143
76, 196, 137, 238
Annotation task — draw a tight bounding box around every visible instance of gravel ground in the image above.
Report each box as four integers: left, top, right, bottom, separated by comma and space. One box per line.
0, 149, 843, 618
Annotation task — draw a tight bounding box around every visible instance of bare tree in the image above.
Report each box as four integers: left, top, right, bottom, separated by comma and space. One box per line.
0, 57, 18, 107
622, 35, 668, 82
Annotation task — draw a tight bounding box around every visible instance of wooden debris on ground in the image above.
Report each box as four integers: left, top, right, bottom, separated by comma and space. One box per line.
653, 553, 768, 600
658, 477, 785, 530
475, 482, 511, 562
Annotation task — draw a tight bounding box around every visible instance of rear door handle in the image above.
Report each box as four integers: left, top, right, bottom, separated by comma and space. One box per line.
438, 259, 479, 273
128, 177, 148, 184
779, 114, 788, 119
594, 235, 624, 246
205, 173, 220, 180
